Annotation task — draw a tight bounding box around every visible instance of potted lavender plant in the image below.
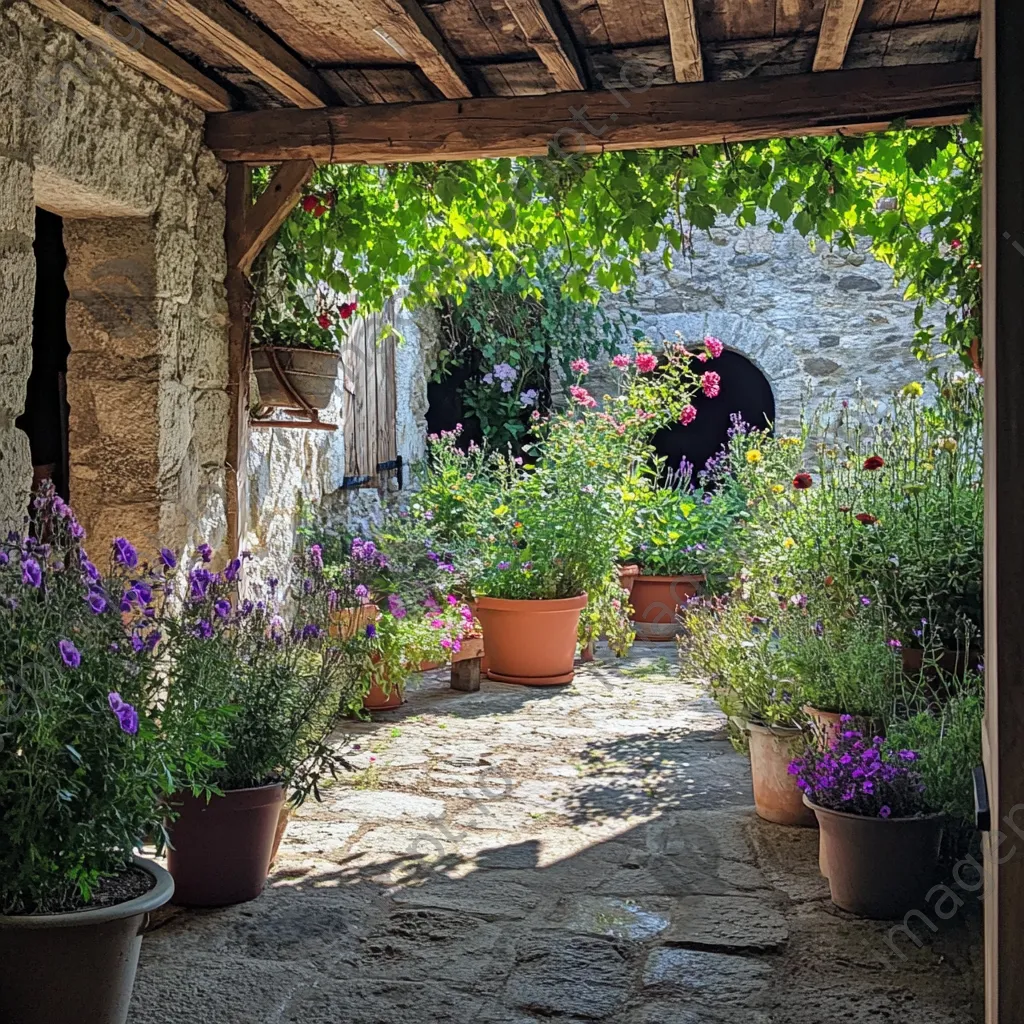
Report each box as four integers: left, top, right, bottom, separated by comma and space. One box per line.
790, 722, 943, 919
0, 489, 223, 1024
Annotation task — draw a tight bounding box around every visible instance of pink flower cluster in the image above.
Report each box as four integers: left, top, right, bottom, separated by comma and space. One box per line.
569, 384, 597, 409
611, 354, 631, 370
705, 335, 724, 359
634, 353, 658, 373
701, 371, 721, 399
679, 404, 697, 426
570, 358, 590, 374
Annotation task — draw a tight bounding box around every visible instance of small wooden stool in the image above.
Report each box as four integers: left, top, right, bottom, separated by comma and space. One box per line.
450, 635, 485, 692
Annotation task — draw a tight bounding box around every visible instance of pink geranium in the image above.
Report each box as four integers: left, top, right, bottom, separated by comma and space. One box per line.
569, 385, 597, 409
611, 353, 631, 370
570, 358, 590, 374
701, 371, 721, 398
705, 336, 724, 359
679, 404, 697, 426
635, 353, 658, 373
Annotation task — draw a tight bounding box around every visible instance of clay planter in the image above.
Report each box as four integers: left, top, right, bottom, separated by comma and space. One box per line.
363, 653, 405, 711
629, 574, 704, 641
617, 563, 640, 596
166, 783, 286, 907
475, 594, 587, 686
416, 659, 446, 672
805, 797, 944, 918
252, 346, 340, 411
802, 706, 886, 750
747, 722, 816, 827
0, 857, 173, 1024
330, 601, 379, 640
269, 803, 292, 867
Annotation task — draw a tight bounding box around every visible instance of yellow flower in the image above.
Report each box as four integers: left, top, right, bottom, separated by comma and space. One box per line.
780, 436, 801, 447
783, 537, 796, 549
746, 450, 763, 464
938, 437, 958, 453
772, 484, 784, 494
902, 381, 924, 398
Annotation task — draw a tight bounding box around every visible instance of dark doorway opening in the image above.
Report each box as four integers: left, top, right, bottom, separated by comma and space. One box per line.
425, 357, 486, 451
651, 349, 775, 481
16, 209, 70, 501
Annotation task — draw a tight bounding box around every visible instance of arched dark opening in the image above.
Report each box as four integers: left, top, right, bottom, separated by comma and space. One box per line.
651, 349, 774, 481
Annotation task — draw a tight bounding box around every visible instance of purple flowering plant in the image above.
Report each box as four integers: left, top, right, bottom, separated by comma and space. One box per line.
788, 720, 928, 819
0, 486, 224, 914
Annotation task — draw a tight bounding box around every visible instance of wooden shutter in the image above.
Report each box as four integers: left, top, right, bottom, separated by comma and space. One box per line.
341, 298, 398, 488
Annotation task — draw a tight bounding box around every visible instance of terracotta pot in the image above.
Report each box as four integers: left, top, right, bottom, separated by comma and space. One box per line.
629, 574, 704, 641
805, 797, 944, 918
901, 646, 979, 680
363, 677, 404, 710
330, 601, 379, 641
269, 803, 292, 867
416, 659, 446, 672
802, 706, 886, 750
475, 594, 587, 686
617, 563, 640, 596
0, 857, 173, 1024
747, 723, 816, 827
166, 783, 286, 907
581, 639, 596, 662
252, 346, 341, 411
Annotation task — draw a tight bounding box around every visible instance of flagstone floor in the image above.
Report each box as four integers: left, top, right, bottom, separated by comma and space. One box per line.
131, 643, 983, 1024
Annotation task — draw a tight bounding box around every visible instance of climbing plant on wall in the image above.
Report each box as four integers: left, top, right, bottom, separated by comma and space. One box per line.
257, 116, 981, 367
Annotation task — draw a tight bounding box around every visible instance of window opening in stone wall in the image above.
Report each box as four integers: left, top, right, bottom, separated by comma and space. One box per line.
16, 209, 70, 502
651, 349, 775, 481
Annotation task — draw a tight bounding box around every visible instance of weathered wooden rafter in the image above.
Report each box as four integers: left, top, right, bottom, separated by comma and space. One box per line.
662, 0, 703, 82
380, 0, 473, 99
159, 0, 336, 108
29, 0, 233, 111
206, 61, 981, 165
814, 0, 867, 72
503, 0, 587, 91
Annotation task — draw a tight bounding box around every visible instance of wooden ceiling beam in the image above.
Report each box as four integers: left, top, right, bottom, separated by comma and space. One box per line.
503, 0, 587, 91
160, 0, 336, 108
662, 0, 704, 82
29, 0, 233, 111
207, 60, 981, 165
378, 0, 473, 99
813, 0, 867, 72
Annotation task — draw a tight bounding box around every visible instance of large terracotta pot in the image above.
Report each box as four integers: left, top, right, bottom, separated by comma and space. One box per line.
802, 705, 886, 750
252, 346, 340, 411
629, 574, 704, 641
806, 797, 944, 918
0, 857, 173, 1024
363, 653, 404, 710
475, 594, 587, 686
617, 563, 640, 596
330, 601, 379, 640
166, 783, 286, 907
747, 723, 816, 827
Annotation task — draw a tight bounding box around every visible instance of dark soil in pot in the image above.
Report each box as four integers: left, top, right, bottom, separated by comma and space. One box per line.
166, 783, 286, 907
0, 857, 173, 1024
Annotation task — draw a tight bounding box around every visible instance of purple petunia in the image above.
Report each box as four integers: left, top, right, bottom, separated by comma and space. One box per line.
59, 639, 81, 668
197, 543, 213, 563
301, 623, 322, 640
365, 623, 377, 639
193, 619, 213, 640
189, 568, 213, 603
113, 538, 138, 569
214, 598, 232, 619
87, 589, 107, 615
108, 692, 139, 735
21, 558, 42, 588
159, 547, 178, 569
388, 594, 407, 619
224, 558, 241, 582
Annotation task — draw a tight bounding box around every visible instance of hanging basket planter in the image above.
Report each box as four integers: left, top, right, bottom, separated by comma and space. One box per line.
252, 346, 340, 413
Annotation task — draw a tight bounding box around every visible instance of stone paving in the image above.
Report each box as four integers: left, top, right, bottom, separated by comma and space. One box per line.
132, 644, 983, 1023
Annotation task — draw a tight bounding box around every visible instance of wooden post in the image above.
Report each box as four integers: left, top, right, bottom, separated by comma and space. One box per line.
982, 2, 1024, 1019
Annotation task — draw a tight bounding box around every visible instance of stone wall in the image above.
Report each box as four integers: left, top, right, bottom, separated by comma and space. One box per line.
596, 218, 934, 433
0, 4, 229, 557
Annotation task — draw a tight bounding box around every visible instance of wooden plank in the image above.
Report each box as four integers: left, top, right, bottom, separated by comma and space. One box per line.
662, 0, 704, 81
470, 60, 556, 96
695, 0, 775, 41
705, 35, 816, 80
230, 160, 316, 275
591, 45, 674, 88
28, 0, 233, 111
503, 0, 587, 90
814, 0, 867, 70
159, 0, 335, 107
379, 0, 474, 98
982, 10, 1024, 1023
845, 17, 977, 66
207, 61, 981, 164
775, 0, 827, 35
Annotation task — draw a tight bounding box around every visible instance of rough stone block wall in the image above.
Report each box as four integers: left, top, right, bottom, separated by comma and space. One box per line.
0, 3, 229, 558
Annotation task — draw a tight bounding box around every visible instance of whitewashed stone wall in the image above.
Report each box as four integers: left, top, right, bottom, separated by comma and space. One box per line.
605, 218, 934, 433
0, 4, 229, 557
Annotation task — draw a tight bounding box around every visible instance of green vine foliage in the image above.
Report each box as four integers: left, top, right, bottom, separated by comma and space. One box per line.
435, 269, 637, 446
256, 118, 981, 365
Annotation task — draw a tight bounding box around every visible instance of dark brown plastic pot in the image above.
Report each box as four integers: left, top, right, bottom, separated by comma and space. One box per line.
0, 857, 173, 1024
166, 783, 286, 907
747, 723, 816, 827
629, 574, 703, 641
806, 796, 944, 919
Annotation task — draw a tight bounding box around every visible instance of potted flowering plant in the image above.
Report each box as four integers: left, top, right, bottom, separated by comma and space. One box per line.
159, 543, 368, 907
0, 490, 224, 1024
791, 725, 943, 918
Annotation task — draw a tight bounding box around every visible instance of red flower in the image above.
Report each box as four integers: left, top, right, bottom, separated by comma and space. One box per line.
300, 195, 319, 213
792, 473, 813, 490
316, 314, 331, 329
824, 576, 834, 587
863, 455, 885, 471
701, 371, 721, 398
313, 203, 327, 218
950, 239, 963, 250
338, 301, 359, 320
679, 404, 697, 426
855, 513, 878, 525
